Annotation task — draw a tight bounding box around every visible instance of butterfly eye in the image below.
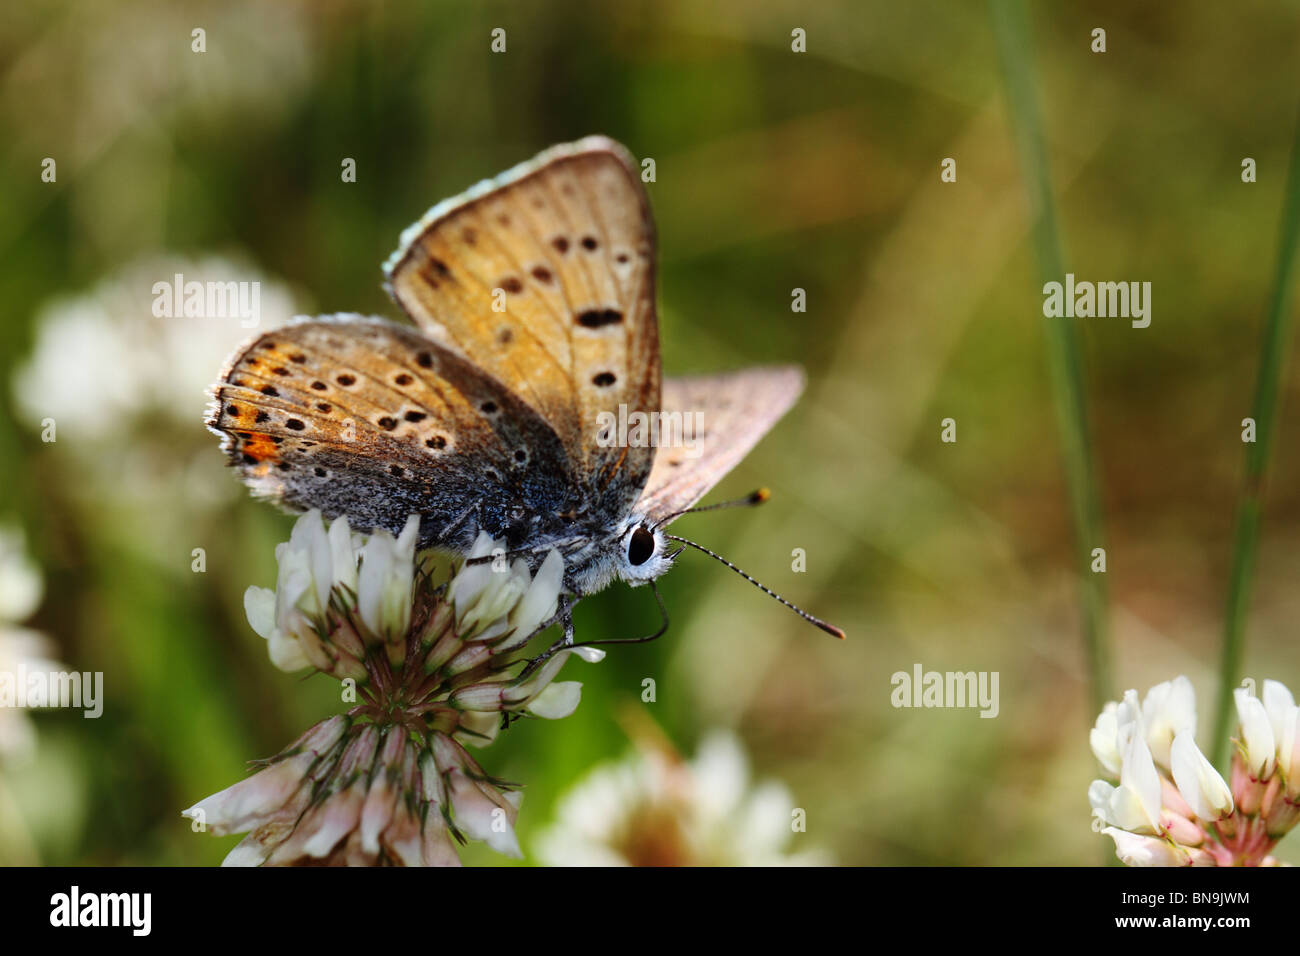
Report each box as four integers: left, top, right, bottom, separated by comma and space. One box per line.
627, 526, 655, 566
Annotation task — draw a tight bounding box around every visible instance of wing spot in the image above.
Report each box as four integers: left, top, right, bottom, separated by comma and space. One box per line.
311, 381, 327, 391
404, 410, 427, 422
513, 449, 527, 463
278, 462, 292, 472
255, 411, 270, 424
497, 328, 513, 345
551, 236, 570, 254
285, 419, 305, 431
271, 366, 290, 376
226, 404, 240, 417
496, 213, 511, 226
461, 228, 477, 245
576, 309, 623, 328
581, 236, 598, 251
531, 266, 553, 283
616, 253, 629, 264
416, 351, 433, 368
425, 435, 447, 450
394, 373, 413, 386
260, 385, 279, 396
378, 416, 398, 431
337, 374, 356, 386
480, 401, 498, 415
592, 371, 616, 387
259, 341, 276, 350
389, 465, 404, 477
241, 453, 257, 465
500, 276, 523, 294
289, 354, 307, 364
316, 403, 332, 413
314, 467, 326, 477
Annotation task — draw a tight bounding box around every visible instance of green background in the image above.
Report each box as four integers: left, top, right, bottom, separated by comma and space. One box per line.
1, 0, 1299, 865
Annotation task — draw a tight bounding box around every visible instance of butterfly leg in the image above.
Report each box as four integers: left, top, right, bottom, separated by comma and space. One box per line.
521, 583, 670, 678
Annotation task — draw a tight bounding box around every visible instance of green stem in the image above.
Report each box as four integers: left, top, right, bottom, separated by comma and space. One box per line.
990, 0, 1112, 713
1211, 102, 1300, 770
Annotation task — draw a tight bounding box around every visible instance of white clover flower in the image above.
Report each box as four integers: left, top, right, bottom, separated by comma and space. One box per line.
1089, 675, 1300, 866
536, 729, 828, 867
188, 511, 596, 866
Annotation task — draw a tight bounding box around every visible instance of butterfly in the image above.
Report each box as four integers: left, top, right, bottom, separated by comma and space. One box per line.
207, 136, 842, 646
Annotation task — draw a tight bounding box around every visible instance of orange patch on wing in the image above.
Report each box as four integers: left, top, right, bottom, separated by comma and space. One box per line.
241, 432, 280, 463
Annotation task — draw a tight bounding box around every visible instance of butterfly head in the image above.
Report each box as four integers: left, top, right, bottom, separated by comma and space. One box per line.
613, 519, 681, 586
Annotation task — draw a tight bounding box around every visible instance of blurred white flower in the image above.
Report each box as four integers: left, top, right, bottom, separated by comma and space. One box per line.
0, 527, 65, 760
12, 255, 303, 562
188, 512, 596, 866
14, 255, 298, 442
536, 728, 828, 867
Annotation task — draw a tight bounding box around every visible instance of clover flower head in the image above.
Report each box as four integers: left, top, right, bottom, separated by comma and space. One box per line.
1089, 675, 1299, 866
186, 511, 600, 865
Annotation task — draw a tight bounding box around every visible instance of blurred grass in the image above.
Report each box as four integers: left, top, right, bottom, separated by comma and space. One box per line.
1212, 98, 1300, 768
990, 0, 1113, 712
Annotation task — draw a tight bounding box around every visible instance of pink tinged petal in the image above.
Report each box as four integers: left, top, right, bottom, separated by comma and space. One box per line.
1160, 776, 1195, 819
221, 818, 297, 867
449, 682, 506, 712
1159, 810, 1204, 847
359, 729, 409, 854
1102, 828, 1189, 867
1234, 688, 1276, 779
183, 750, 316, 836
526, 681, 582, 719
1170, 732, 1233, 821
300, 779, 367, 858
359, 773, 399, 856
1280, 706, 1300, 799
421, 812, 463, 867
447, 768, 521, 858
380, 804, 426, 866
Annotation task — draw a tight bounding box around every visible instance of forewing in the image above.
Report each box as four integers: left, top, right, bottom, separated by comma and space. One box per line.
636, 366, 805, 524
206, 315, 573, 548
383, 136, 660, 512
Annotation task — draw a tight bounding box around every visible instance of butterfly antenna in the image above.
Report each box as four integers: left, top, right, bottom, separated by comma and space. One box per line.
651, 487, 771, 530
664, 533, 845, 639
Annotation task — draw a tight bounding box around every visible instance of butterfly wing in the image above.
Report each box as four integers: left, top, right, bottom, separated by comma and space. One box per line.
636, 366, 805, 525
383, 136, 659, 517
206, 315, 574, 549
